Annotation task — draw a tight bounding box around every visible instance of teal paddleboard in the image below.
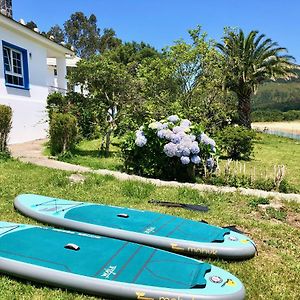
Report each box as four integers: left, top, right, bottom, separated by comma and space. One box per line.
0, 222, 245, 299
15, 194, 256, 260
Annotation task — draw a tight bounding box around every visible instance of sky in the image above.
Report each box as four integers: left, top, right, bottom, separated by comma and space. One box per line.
13, 0, 300, 62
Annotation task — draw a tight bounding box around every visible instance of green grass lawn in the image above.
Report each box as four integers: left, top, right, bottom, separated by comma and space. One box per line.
58, 133, 300, 191
0, 157, 300, 299
218, 133, 300, 191
57, 138, 123, 171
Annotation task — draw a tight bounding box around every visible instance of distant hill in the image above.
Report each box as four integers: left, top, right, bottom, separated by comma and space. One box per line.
252, 69, 300, 112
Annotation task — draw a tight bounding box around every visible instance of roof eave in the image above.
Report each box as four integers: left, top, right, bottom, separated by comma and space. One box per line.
0, 13, 74, 55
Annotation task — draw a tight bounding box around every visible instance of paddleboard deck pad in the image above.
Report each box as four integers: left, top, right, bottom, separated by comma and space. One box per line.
0, 222, 245, 299
15, 194, 256, 260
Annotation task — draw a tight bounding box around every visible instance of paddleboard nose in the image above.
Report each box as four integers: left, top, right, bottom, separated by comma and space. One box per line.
205, 265, 246, 300
225, 232, 257, 259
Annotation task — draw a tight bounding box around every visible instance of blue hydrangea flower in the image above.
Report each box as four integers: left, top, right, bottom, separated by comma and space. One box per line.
191, 155, 201, 164
163, 142, 177, 157
180, 137, 192, 148
208, 138, 216, 147
180, 156, 190, 165
135, 136, 147, 147
168, 115, 180, 123
164, 129, 174, 141
189, 134, 196, 142
173, 126, 184, 134
136, 130, 144, 137
190, 142, 200, 154
157, 129, 166, 139
199, 133, 209, 144
206, 158, 215, 170
157, 122, 164, 130
182, 147, 190, 156
171, 134, 181, 144
180, 119, 191, 128
198, 133, 216, 152
178, 131, 187, 139
161, 123, 168, 129
175, 147, 182, 157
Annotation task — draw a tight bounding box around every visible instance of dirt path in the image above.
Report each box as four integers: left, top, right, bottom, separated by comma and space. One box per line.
9, 139, 90, 172
9, 139, 300, 203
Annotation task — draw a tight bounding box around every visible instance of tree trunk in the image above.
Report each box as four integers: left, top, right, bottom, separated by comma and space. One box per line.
237, 96, 252, 128
105, 128, 113, 157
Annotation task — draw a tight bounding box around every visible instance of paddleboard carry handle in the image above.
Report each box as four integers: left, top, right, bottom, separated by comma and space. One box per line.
64, 243, 80, 251
117, 213, 129, 218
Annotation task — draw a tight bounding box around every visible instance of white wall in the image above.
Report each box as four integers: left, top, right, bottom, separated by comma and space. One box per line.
0, 98, 47, 144
47, 65, 55, 88
0, 26, 49, 144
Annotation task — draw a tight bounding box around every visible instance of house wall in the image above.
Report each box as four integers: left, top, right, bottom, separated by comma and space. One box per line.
0, 25, 49, 144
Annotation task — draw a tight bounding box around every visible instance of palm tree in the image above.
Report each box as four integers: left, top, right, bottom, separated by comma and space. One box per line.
216, 29, 297, 128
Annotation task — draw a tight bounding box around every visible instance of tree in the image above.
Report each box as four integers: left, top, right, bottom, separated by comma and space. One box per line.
64, 12, 101, 58
216, 29, 297, 128
136, 26, 233, 131
137, 55, 181, 120
68, 54, 141, 155
47, 25, 65, 44
165, 27, 225, 116
99, 28, 122, 54
106, 41, 160, 76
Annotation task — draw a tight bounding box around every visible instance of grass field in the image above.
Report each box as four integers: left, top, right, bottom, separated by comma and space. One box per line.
0, 157, 300, 299
57, 138, 123, 171
60, 133, 300, 192
218, 133, 300, 191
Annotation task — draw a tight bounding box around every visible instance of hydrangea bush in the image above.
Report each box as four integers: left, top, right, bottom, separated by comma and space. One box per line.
121, 115, 217, 182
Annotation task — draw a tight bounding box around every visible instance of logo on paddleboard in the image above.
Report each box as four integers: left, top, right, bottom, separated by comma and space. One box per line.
101, 266, 117, 279
144, 227, 156, 234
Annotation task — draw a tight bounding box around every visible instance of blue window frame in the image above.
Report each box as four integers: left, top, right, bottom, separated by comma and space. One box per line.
2, 41, 29, 90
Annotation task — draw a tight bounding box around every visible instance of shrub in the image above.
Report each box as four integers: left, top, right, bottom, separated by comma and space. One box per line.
252, 109, 300, 122
47, 92, 69, 120
47, 92, 99, 140
121, 115, 217, 182
284, 110, 300, 121
49, 113, 78, 155
65, 92, 99, 140
0, 104, 12, 153
217, 125, 256, 160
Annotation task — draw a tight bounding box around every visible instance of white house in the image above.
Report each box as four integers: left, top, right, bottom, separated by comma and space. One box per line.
0, 11, 73, 144
47, 55, 81, 94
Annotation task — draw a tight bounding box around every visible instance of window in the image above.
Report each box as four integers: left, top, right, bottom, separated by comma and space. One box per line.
2, 41, 29, 89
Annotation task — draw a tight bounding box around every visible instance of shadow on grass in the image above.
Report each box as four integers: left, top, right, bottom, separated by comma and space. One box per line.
218, 154, 252, 161
73, 148, 119, 158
